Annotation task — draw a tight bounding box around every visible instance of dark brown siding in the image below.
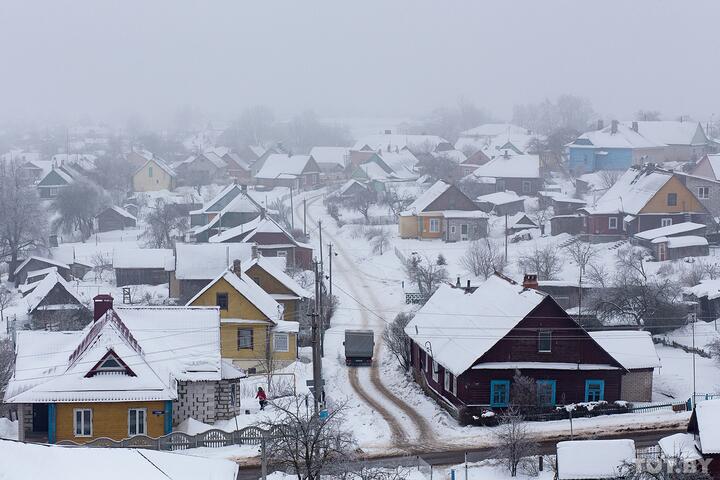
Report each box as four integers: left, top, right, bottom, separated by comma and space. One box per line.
424, 185, 478, 212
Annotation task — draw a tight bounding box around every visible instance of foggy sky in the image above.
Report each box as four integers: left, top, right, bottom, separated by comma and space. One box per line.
1, 0, 719, 127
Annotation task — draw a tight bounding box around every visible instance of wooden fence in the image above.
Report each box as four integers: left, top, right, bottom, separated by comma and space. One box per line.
56, 425, 277, 451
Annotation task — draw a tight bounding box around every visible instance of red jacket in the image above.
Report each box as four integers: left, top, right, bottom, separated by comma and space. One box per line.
256, 390, 267, 401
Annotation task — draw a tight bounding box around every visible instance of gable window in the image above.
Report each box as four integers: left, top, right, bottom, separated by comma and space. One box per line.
49, 187, 59, 197
661, 218, 673, 227
584, 379, 605, 402
273, 333, 289, 352
237, 328, 254, 350
608, 217, 618, 230
276, 250, 288, 258
522, 181, 532, 194
536, 380, 556, 406
148, 166, 153, 178
74, 409, 92, 437
538, 330, 552, 352
216, 292, 229, 311
128, 408, 146, 436
667, 193, 677, 206
698, 186, 710, 200
429, 219, 440, 233
431, 360, 439, 383
490, 380, 510, 407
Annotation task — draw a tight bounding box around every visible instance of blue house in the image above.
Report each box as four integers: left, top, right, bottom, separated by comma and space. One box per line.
568, 120, 664, 174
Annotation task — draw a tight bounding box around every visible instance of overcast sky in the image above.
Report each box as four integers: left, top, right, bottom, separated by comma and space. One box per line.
1, 0, 718, 127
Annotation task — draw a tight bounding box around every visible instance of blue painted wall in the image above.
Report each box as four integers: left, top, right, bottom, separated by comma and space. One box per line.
48, 403, 57, 444
164, 400, 172, 434
568, 147, 633, 173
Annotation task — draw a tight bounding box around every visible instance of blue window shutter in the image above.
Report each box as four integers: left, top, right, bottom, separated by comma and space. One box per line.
490, 380, 510, 407
48, 403, 57, 444
164, 400, 172, 434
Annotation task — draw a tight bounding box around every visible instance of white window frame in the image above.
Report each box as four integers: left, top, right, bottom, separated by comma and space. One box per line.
431, 360, 439, 383
450, 225, 456, 234
661, 218, 673, 227
128, 408, 147, 437
538, 330, 552, 353
429, 218, 440, 233
74, 408, 92, 437
273, 332, 289, 352
698, 186, 710, 200
49, 187, 59, 197
276, 250, 288, 258
608, 217, 618, 230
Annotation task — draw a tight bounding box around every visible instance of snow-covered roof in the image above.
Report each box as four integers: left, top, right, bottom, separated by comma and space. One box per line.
377, 150, 419, 178
507, 212, 537, 229
459, 123, 528, 138
132, 155, 176, 177
476, 190, 522, 206
224, 152, 252, 170
309, 147, 349, 167
470, 153, 540, 179
105, 205, 137, 221
203, 151, 228, 169
244, 257, 311, 299
582, 166, 672, 215
113, 248, 174, 270
5, 304, 221, 404
357, 162, 393, 180
571, 123, 662, 149
24, 269, 85, 313
338, 179, 368, 196
13, 256, 70, 276
432, 149, 466, 164
685, 279, 720, 300
441, 210, 488, 219
187, 269, 282, 322
401, 180, 452, 215
698, 153, 720, 180
174, 243, 255, 280
255, 154, 316, 179
658, 433, 702, 461
0, 439, 239, 480
622, 121, 705, 146
652, 235, 708, 248
634, 222, 706, 240
693, 399, 720, 454
208, 215, 309, 250
556, 439, 636, 479
353, 133, 450, 152
404, 275, 546, 376
588, 330, 660, 370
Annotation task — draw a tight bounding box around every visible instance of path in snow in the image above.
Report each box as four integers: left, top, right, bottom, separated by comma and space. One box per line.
298, 193, 435, 450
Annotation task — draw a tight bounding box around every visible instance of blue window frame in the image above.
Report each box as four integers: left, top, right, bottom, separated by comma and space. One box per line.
490, 380, 510, 407
584, 379, 605, 402
536, 380, 556, 406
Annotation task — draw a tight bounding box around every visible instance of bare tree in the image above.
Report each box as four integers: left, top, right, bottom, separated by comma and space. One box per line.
91, 251, 113, 283
598, 169, 622, 189
347, 189, 375, 223
510, 370, 538, 414
0, 163, 48, 281
382, 313, 413, 371
404, 255, 448, 298
527, 204, 552, 235
0, 286, 15, 326
0, 338, 14, 414
382, 184, 415, 218
257, 396, 355, 480
52, 180, 108, 241
634, 110, 662, 121
708, 338, 720, 363
370, 229, 391, 255
679, 259, 720, 287
270, 198, 292, 230
141, 198, 188, 248
492, 407, 537, 477
460, 239, 506, 278
517, 244, 564, 280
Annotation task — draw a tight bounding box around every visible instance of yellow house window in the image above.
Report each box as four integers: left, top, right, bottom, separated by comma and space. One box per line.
237, 329, 253, 349
273, 333, 289, 352
216, 292, 229, 310
74, 409, 92, 437
128, 408, 147, 436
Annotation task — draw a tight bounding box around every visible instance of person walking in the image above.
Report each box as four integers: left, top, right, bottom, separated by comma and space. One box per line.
256, 386, 268, 410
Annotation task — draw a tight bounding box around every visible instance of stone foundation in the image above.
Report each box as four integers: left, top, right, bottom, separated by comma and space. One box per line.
620, 369, 654, 402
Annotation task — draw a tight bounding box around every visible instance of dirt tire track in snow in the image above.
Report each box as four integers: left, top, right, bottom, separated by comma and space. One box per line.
299, 194, 434, 449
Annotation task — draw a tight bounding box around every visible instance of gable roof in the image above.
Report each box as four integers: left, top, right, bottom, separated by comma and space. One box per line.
693, 153, 720, 180
202, 151, 228, 169
353, 134, 451, 153
401, 180, 452, 215
621, 120, 707, 146
571, 123, 662, 149
174, 243, 255, 280
338, 179, 368, 196
476, 190, 523, 206
582, 165, 673, 215
13, 256, 70, 276
469, 153, 540, 179
405, 275, 547, 376
309, 147, 349, 168
244, 257, 312, 299
23, 269, 86, 313
208, 215, 308, 249
223, 152, 252, 171
186, 268, 282, 322
689, 399, 720, 454
255, 154, 318, 179
100, 205, 137, 222
132, 156, 176, 178
588, 330, 660, 370
507, 212, 537, 229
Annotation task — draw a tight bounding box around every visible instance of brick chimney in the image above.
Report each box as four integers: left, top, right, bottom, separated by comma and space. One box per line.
93, 294, 114, 321
631, 121, 639, 133
232, 259, 242, 278
522, 274, 539, 290
611, 120, 619, 134
597, 119, 604, 130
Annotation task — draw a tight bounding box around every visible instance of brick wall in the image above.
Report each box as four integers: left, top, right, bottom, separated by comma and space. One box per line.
621, 369, 654, 402
215, 379, 242, 420
173, 381, 217, 425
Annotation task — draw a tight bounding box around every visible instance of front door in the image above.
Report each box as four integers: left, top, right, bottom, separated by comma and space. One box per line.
32, 404, 49, 432
461, 224, 469, 241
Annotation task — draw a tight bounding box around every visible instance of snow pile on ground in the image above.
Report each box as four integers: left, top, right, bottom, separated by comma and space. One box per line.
556, 439, 635, 479
0, 439, 238, 480
443, 459, 555, 480
0, 418, 18, 440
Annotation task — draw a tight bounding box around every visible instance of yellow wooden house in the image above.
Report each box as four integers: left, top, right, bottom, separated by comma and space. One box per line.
242, 257, 312, 323
132, 156, 177, 192
186, 262, 298, 371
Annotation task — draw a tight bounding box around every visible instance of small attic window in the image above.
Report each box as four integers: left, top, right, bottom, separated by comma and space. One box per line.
86, 350, 135, 377
98, 356, 123, 371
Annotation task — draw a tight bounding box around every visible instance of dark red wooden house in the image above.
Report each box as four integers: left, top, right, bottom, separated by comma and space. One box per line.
405, 273, 626, 418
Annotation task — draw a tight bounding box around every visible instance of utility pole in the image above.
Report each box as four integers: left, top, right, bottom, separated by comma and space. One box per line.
691, 312, 697, 409
303, 198, 307, 236
290, 184, 294, 231
318, 219, 324, 271
327, 243, 333, 300
504, 214, 508, 262
309, 260, 323, 413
